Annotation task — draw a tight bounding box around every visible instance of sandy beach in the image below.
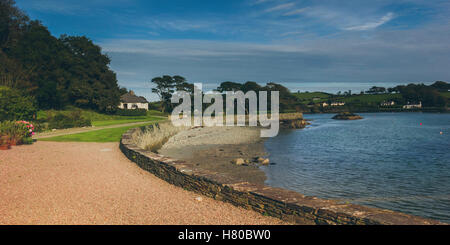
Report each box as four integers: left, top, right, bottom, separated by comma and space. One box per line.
158, 126, 269, 185
0, 141, 285, 225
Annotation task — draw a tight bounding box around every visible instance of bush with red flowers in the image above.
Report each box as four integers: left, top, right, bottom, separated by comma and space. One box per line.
0, 121, 35, 150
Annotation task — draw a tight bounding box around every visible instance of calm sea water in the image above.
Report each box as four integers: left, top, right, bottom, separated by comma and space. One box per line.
263, 113, 450, 223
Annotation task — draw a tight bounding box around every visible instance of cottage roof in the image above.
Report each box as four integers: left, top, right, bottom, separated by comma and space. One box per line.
120, 91, 148, 103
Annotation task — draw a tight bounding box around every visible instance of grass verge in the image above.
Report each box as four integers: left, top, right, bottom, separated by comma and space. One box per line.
39, 122, 162, 143
92, 116, 164, 127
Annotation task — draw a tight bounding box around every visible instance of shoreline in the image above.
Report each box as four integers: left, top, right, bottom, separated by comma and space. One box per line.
154, 123, 448, 224
122, 127, 444, 225
303, 109, 449, 114
158, 126, 269, 185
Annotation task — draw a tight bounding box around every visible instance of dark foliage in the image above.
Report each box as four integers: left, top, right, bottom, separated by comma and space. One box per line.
366, 86, 386, 94
0, 86, 36, 121
115, 108, 147, 116
0, 0, 121, 112
392, 83, 447, 107
44, 110, 91, 129
151, 75, 190, 113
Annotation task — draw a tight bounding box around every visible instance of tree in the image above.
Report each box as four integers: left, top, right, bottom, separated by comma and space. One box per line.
395, 83, 446, 107
387, 87, 398, 93
119, 86, 128, 95
216, 81, 242, 92
262, 82, 298, 112
0, 0, 29, 51
0, 1, 122, 112
0, 0, 33, 90
366, 86, 386, 94
60, 35, 121, 112
0, 86, 36, 121
151, 75, 189, 112
431, 81, 449, 92
241, 81, 261, 93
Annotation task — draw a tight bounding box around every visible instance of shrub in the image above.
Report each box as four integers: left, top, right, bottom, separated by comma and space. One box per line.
46, 110, 91, 129
0, 120, 35, 146
31, 121, 49, 133
0, 86, 37, 122
116, 109, 147, 117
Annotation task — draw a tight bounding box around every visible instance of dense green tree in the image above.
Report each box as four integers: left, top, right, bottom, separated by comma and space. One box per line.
0, 0, 121, 112
0, 0, 29, 50
0, 86, 36, 121
262, 83, 300, 112
151, 75, 189, 112
216, 81, 242, 92
366, 86, 386, 94
59, 35, 121, 112
241, 81, 262, 93
119, 86, 128, 95
393, 83, 446, 107
431, 81, 450, 92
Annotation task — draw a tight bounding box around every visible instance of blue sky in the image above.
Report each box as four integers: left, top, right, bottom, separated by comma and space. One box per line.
15, 0, 450, 101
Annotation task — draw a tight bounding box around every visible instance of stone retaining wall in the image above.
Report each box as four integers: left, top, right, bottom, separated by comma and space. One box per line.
120, 128, 444, 225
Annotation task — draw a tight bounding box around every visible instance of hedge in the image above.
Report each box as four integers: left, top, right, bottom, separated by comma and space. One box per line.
115, 109, 147, 116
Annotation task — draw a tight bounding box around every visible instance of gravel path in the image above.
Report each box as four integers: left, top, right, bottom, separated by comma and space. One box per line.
0, 142, 286, 225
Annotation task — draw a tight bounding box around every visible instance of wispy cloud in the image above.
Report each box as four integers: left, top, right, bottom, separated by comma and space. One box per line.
104, 22, 450, 99
16, 0, 449, 97
251, 0, 272, 5
343, 12, 395, 31
283, 8, 308, 16
264, 3, 296, 13
146, 19, 216, 32
24, 0, 85, 15
19, 0, 134, 15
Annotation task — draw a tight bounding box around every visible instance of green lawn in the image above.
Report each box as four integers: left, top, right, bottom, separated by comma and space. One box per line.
340, 93, 402, 103
92, 116, 163, 127
39, 122, 160, 142
293, 92, 333, 101
292, 92, 403, 105
37, 108, 168, 128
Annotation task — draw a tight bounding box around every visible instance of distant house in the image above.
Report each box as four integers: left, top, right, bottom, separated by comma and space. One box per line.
381, 101, 396, 106
331, 102, 345, 106
312, 97, 321, 101
403, 102, 422, 109
119, 91, 149, 110
321, 102, 329, 107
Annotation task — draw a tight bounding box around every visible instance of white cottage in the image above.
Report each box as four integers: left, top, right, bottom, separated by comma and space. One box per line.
381, 101, 396, 106
403, 102, 422, 109
118, 91, 149, 110
331, 102, 345, 106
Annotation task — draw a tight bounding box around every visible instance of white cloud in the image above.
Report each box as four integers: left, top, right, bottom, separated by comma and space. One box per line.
343, 12, 395, 31
251, 0, 272, 5
264, 3, 296, 13
283, 8, 308, 16
101, 39, 308, 57
103, 22, 450, 95
19, 0, 133, 15
148, 20, 213, 32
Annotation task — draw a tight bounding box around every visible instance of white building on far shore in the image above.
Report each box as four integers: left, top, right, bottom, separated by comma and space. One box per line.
331, 102, 345, 106
403, 102, 422, 109
381, 101, 396, 106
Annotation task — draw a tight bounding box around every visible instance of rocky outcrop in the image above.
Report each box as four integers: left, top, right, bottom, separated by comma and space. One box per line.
332, 112, 363, 120
279, 113, 311, 129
